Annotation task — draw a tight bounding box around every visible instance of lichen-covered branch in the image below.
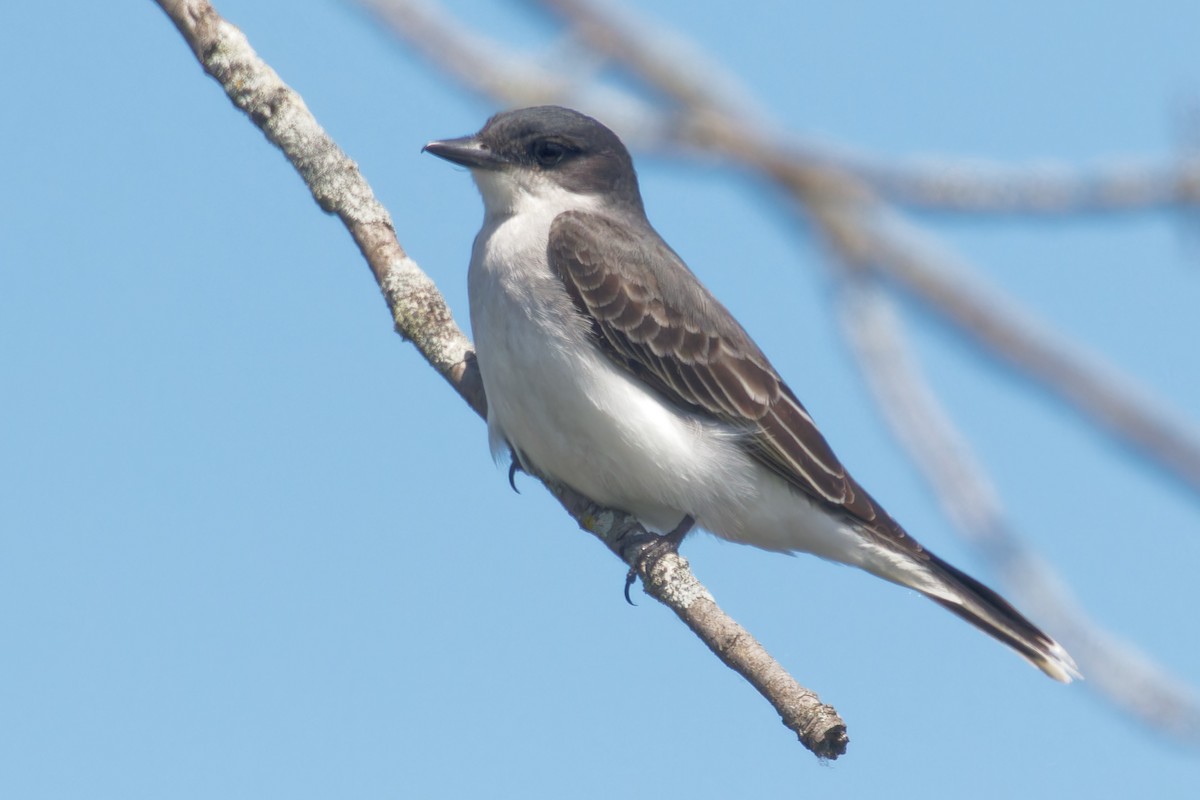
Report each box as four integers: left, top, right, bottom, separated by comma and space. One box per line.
153, 0, 848, 760
549, 486, 848, 758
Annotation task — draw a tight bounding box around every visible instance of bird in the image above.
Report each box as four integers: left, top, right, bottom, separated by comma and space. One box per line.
423, 105, 1080, 683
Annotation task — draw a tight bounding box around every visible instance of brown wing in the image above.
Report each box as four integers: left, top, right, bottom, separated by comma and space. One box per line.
547, 210, 906, 534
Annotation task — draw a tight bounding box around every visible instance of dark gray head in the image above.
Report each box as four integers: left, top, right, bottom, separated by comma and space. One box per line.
423, 106, 644, 213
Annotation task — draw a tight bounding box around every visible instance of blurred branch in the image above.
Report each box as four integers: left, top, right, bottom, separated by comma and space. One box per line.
361, 0, 1200, 744
543, 0, 1200, 220
861, 158, 1200, 214
358, 0, 666, 136
535, 0, 765, 119
838, 281, 1200, 743
154, 0, 848, 760
858, 210, 1200, 496
359, 0, 567, 107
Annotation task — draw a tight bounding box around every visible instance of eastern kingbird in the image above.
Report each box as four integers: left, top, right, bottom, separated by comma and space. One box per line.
424, 106, 1080, 683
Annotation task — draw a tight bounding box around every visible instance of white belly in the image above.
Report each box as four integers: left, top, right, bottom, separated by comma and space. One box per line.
472, 252, 721, 523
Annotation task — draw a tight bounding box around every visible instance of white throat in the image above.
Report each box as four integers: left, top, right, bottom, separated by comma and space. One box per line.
471, 167, 603, 221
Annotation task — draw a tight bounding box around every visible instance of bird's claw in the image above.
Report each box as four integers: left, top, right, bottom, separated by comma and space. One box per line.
623, 567, 638, 605
507, 456, 524, 493
623, 514, 696, 606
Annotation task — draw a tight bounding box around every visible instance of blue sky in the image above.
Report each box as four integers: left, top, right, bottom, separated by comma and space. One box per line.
3, 0, 1199, 797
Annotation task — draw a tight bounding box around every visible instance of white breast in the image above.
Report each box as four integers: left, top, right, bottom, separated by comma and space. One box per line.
466, 184, 753, 533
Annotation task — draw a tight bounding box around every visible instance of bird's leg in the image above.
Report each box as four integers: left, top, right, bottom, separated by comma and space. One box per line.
624, 514, 696, 604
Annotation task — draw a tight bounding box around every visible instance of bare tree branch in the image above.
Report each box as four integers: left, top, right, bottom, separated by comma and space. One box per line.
154, 0, 848, 760
538, 0, 1200, 221
358, 0, 566, 108
859, 157, 1200, 214
852, 211, 1200, 496
838, 280, 1200, 742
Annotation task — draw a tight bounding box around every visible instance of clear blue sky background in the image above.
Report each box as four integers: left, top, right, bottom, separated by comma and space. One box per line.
3, 1, 1199, 797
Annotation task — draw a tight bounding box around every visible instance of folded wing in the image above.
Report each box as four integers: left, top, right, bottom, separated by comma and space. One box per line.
547, 209, 902, 538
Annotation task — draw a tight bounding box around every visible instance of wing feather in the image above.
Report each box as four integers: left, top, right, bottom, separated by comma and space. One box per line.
547, 210, 913, 543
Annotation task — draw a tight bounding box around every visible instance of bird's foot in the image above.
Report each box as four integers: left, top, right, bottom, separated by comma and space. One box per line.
624, 515, 695, 605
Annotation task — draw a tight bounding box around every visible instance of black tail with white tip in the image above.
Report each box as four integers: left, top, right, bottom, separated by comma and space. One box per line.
921, 552, 1081, 683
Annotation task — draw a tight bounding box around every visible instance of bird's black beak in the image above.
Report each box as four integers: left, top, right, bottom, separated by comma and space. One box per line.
422, 135, 504, 170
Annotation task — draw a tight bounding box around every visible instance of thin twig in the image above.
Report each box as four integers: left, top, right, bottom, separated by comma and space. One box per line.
860, 157, 1200, 214
357, 0, 567, 107
154, 0, 848, 759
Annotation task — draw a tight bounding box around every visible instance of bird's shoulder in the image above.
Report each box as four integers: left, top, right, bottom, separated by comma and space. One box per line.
547, 208, 756, 355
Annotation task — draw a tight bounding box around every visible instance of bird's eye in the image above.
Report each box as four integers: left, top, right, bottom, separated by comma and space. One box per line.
532, 140, 566, 167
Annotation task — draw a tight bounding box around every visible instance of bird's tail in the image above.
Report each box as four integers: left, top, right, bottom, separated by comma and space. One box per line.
915, 552, 1081, 683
